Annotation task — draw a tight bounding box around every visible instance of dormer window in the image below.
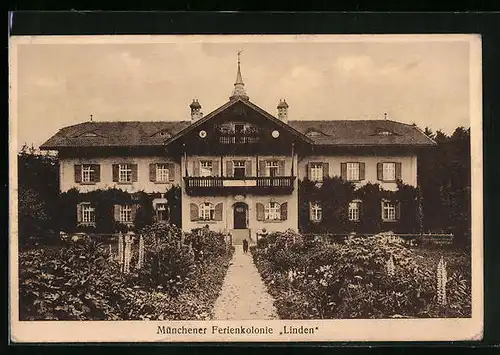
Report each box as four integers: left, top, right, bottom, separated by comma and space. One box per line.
306, 130, 324, 137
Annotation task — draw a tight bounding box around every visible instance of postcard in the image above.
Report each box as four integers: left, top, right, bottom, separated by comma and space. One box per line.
9, 34, 483, 342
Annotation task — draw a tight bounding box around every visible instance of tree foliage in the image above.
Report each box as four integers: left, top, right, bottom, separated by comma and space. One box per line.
17, 145, 59, 246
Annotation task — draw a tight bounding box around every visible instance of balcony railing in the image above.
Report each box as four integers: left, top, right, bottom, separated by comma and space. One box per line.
218, 133, 261, 144
184, 176, 296, 195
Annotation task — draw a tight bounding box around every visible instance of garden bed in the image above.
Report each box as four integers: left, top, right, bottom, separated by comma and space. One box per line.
251, 230, 471, 319
19, 224, 234, 320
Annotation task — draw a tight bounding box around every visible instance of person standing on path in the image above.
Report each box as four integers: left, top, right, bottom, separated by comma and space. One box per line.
242, 238, 248, 253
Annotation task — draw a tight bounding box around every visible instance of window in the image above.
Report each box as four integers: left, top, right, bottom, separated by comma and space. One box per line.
347, 162, 360, 181
199, 202, 215, 221
348, 201, 360, 221
156, 203, 168, 221
81, 164, 95, 183
234, 123, 245, 134
266, 161, 279, 177
310, 202, 322, 222
265, 202, 281, 221
156, 164, 169, 182
81, 203, 95, 223
233, 160, 246, 178
382, 162, 396, 181
310, 163, 323, 182
382, 201, 396, 221
119, 164, 132, 183
120, 205, 132, 223
200, 161, 213, 177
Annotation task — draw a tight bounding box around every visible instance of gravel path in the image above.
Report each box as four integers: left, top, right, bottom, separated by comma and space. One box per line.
212, 248, 278, 320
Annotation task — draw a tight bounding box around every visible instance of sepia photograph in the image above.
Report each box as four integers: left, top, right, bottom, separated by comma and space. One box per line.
9, 34, 482, 342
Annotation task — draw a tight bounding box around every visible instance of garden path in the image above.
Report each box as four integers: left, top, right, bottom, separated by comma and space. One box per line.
212, 248, 278, 320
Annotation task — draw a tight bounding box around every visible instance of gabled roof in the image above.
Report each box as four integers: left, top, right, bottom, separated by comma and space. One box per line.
288, 120, 436, 146
40, 103, 435, 150
163, 98, 313, 146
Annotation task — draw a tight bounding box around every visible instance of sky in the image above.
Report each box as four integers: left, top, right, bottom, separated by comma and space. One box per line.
12, 36, 473, 150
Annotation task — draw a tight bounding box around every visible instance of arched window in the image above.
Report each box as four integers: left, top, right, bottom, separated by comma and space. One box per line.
265, 202, 281, 221
199, 202, 215, 221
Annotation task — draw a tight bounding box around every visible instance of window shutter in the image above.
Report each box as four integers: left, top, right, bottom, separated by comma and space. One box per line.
246, 160, 252, 177
279, 160, 286, 176
306, 163, 310, 180
395, 162, 402, 180
168, 163, 175, 181
309, 202, 313, 221
190, 203, 199, 221
193, 161, 199, 177
212, 160, 219, 177
322, 162, 329, 179
76, 203, 83, 223
359, 162, 366, 180
149, 164, 156, 182
377, 163, 383, 181
341, 163, 347, 180
74, 165, 82, 183
112, 164, 119, 182
131, 164, 138, 182
226, 161, 233, 177
214, 203, 223, 221
113, 204, 121, 222
93, 164, 101, 183
280, 202, 288, 221
131, 204, 138, 222
256, 203, 265, 221
395, 202, 401, 220
259, 161, 266, 177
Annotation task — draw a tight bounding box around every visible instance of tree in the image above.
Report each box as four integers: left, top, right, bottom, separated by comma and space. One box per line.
18, 145, 60, 246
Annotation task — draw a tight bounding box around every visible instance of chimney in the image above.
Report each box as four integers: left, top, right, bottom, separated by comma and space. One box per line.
190, 99, 203, 121
277, 99, 289, 123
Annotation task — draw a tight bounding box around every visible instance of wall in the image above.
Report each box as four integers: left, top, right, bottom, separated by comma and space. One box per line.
185, 155, 294, 176
297, 154, 417, 191
181, 154, 299, 239
181, 193, 298, 240
59, 156, 181, 193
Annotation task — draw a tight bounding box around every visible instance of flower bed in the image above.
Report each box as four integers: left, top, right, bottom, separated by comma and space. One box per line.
251, 230, 471, 319
19, 223, 234, 320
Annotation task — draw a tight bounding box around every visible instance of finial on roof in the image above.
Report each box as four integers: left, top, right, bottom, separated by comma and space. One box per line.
230, 50, 249, 101
384, 112, 388, 120
90, 114, 93, 122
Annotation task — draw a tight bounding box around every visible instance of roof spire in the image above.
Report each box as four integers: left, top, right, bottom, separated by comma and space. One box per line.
230, 50, 249, 101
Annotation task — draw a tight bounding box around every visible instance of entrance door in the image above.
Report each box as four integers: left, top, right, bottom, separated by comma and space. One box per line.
233, 203, 248, 229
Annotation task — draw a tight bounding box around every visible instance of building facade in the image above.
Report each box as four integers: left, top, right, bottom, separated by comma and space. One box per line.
40, 58, 435, 242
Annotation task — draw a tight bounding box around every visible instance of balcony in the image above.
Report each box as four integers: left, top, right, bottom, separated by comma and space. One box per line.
217, 132, 261, 144
184, 176, 296, 196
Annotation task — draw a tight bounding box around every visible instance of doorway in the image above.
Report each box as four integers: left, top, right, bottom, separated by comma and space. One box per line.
233, 202, 248, 229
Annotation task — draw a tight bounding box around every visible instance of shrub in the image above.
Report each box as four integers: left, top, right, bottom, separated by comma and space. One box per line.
19, 223, 234, 321
252, 232, 471, 319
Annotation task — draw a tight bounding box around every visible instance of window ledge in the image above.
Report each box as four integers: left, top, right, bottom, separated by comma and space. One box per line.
382, 219, 398, 223
262, 220, 285, 223
77, 222, 96, 227
154, 181, 171, 184
196, 220, 219, 224
79, 182, 97, 185
117, 182, 134, 185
